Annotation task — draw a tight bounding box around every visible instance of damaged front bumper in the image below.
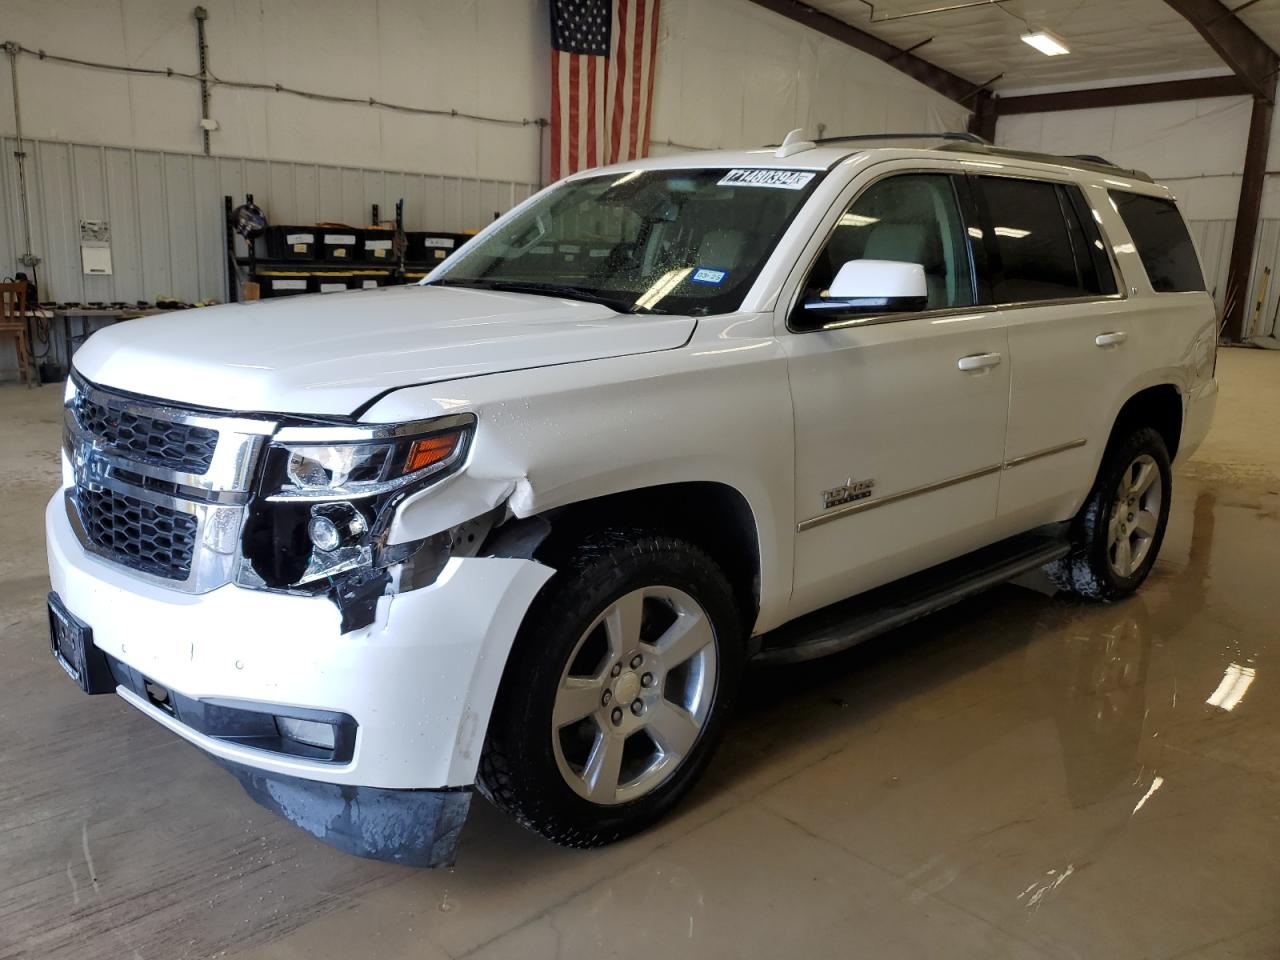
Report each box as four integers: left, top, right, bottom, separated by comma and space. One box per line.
46, 494, 553, 865
217, 759, 473, 867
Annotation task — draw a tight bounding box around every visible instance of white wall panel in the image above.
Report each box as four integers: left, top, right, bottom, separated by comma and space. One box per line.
0, 135, 537, 306
104, 148, 145, 303
649, 0, 970, 154
192, 155, 225, 301
36, 142, 82, 307
0, 0, 550, 181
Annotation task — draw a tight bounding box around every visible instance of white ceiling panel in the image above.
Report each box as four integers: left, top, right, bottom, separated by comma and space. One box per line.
1238, 2, 1280, 61
803, 0, 1238, 91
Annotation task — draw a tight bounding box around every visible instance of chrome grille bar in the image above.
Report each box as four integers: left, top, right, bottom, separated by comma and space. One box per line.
63, 377, 279, 594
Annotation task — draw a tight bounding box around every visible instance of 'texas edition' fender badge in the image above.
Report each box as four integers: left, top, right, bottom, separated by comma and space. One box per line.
822, 478, 875, 510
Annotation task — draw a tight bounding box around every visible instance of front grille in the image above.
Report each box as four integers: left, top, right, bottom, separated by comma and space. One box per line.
76, 487, 198, 581
73, 390, 218, 475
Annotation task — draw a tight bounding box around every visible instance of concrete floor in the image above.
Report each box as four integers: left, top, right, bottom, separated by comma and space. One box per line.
2, 349, 1279, 960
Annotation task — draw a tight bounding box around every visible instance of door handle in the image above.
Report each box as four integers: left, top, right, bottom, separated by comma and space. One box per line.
1095, 331, 1128, 347
957, 352, 1002, 372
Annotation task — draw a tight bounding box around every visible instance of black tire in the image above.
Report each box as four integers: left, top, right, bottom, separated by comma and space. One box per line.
1047, 426, 1172, 601
477, 529, 744, 848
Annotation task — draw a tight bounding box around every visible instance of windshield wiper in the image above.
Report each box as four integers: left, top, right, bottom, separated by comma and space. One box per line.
428, 278, 650, 314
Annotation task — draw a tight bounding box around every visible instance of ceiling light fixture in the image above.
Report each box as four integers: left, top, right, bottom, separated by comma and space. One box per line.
1020, 28, 1070, 56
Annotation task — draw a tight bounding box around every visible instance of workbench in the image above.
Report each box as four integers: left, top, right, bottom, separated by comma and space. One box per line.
54, 307, 165, 358
22, 307, 167, 381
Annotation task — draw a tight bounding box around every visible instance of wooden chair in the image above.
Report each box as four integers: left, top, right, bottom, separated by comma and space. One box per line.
0, 281, 36, 387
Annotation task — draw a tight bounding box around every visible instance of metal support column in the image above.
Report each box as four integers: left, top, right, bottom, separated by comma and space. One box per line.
967, 92, 998, 144
4, 42, 41, 275
1223, 84, 1275, 340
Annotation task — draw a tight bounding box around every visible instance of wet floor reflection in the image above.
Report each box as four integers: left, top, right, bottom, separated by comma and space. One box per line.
1026, 490, 1215, 810
699, 482, 1280, 958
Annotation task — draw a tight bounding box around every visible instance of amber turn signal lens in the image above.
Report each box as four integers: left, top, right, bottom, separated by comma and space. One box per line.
404, 432, 461, 473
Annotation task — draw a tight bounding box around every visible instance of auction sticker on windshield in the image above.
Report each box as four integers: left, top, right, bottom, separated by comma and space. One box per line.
718, 169, 815, 190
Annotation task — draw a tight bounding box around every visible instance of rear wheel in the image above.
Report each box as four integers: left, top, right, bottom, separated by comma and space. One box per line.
1047, 426, 1172, 601
478, 530, 743, 847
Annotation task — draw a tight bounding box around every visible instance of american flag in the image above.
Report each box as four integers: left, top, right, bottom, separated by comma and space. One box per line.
550, 0, 661, 181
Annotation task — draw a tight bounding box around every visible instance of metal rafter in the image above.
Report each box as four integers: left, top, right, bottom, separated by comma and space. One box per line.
1164, 0, 1279, 101
996, 75, 1250, 114
1162, 0, 1280, 339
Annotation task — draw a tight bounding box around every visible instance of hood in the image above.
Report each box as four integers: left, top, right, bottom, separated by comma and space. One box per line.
73, 285, 695, 417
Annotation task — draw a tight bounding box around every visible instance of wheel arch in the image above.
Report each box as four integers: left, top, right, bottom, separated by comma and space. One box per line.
488, 480, 764, 635
1107, 382, 1184, 461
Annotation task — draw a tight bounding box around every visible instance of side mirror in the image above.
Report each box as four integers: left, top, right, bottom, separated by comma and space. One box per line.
804, 259, 928, 322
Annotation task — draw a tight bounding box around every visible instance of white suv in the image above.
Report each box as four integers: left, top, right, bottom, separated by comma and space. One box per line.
46, 132, 1218, 866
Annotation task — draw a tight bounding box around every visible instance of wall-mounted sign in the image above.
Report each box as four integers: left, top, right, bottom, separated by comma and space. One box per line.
79, 219, 112, 275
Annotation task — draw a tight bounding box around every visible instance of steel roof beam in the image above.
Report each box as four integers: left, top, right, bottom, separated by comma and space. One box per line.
1164, 0, 1279, 101
996, 75, 1250, 114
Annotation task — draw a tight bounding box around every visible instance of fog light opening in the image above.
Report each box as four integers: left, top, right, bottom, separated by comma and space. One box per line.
307, 515, 342, 552
306, 502, 369, 554
275, 716, 337, 751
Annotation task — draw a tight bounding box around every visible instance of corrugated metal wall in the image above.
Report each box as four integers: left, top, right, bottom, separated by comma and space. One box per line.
0, 136, 537, 306
1239, 220, 1280, 340
1187, 220, 1234, 316
1189, 218, 1280, 339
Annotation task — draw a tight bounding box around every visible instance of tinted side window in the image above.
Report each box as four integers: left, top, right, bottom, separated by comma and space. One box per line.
1109, 191, 1205, 293
800, 173, 975, 313
977, 176, 1105, 303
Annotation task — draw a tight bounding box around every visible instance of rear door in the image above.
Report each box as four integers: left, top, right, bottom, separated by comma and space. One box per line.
970, 174, 1134, 533
780, 165, 1011, 618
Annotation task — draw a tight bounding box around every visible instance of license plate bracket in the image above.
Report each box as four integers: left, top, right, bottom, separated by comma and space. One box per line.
48, 593, 115, 694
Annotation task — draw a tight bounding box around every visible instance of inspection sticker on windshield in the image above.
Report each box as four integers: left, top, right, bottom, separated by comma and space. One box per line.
691, 268, 727, 285
718, 168, 815, 190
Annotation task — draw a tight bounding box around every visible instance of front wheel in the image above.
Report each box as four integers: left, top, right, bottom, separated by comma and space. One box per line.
1047, 426, 1172, 601
477, 530, 743, 847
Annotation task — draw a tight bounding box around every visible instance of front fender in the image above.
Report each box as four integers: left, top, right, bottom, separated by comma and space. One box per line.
362, 318, 796, 632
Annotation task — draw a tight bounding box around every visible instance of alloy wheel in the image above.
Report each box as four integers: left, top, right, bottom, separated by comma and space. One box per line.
551, 586, 718, 805
1107, 453, 1162, 578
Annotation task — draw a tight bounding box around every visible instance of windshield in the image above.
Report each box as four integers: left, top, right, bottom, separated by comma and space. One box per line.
428, 167, 824, 315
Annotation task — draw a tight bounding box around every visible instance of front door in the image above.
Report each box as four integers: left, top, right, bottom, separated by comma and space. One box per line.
782, 169, 1011, 618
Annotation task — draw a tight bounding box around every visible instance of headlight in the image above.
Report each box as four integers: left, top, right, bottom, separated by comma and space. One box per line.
238, 414, 475, 591
265, 419, 471, 500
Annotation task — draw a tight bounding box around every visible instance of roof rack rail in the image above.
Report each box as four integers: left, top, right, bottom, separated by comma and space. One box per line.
938, 142, 1153, 182
757, 132, 1154, 183
811, 131, 989, 145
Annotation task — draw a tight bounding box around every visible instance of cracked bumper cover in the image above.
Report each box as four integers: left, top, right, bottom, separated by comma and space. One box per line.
216, 758, 473, 867
46, 493, 554, 864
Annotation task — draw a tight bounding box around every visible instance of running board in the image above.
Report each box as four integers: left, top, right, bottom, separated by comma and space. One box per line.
752, 530, 1070, 665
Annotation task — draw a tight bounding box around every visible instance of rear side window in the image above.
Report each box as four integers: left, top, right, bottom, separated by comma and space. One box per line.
1063, 186, 1118, 296
1109, 191, 1205, 293
976, 177, 1113, 303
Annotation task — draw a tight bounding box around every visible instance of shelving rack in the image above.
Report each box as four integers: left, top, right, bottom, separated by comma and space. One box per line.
222, 197, 429, 302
